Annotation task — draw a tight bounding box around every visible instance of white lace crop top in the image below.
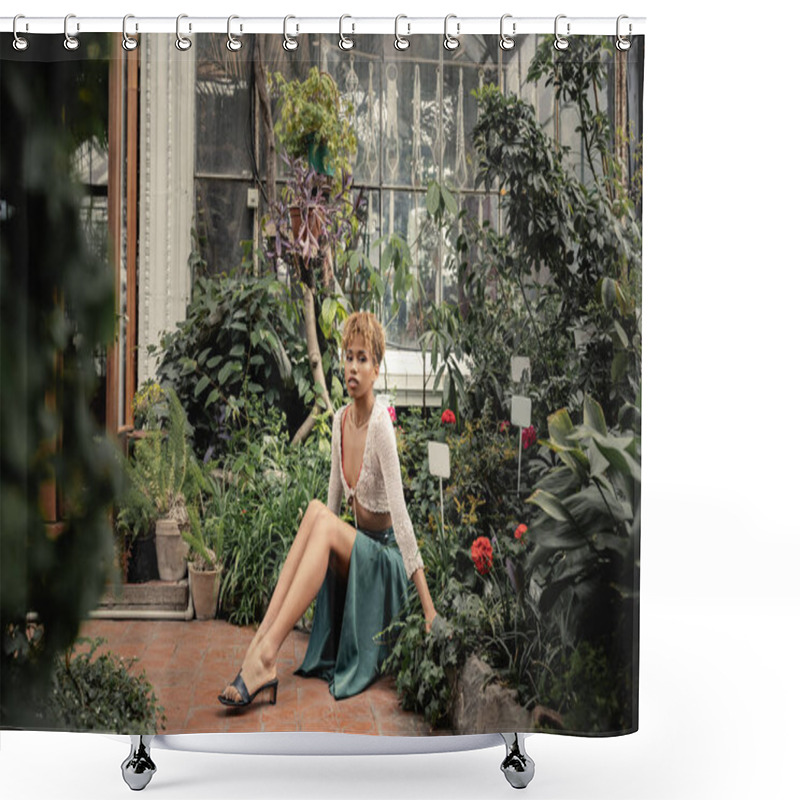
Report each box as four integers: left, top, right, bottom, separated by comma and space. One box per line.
327, 398, 425, 580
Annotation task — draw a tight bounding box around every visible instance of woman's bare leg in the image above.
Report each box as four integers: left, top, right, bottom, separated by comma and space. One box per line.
220, 507, 357, 703
245, 499, 325, 654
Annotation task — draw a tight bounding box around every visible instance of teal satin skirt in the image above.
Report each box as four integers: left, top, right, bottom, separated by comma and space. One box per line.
294, 525, 409, 699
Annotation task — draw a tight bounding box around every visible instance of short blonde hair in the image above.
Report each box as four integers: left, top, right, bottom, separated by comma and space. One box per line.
342, 311, 385, 366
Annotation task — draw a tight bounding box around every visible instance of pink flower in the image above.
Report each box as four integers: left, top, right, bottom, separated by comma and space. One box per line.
522, 425, 537, 450
499, 420, 510, 434
471, 537, 493, 575
387, 406, 397, 423
441, 409, 456, 425
514, 523, 527, 540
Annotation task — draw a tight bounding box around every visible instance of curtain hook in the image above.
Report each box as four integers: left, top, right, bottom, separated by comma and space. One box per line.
554, 14, 570, 51
175, 14, 192, 51
500, 14, 516, 51
122, 15, 139, 51
283, 15, 298, 51
443, 13, 460, 52
12, 14, 29, 51
339, 14, 355, 51
64, 13, 80, 51
616, 15, 632, 51
227, 15, 243, 52
394, 15, 410, 51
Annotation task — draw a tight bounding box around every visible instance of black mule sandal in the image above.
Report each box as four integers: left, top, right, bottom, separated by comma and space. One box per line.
218, 671, 278, 707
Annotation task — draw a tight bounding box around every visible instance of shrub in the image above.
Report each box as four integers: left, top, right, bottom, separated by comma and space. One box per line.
50, 638, 166, 733
156, 273, 338, 461
214, 408, 332, 625
116, 387, 207, 543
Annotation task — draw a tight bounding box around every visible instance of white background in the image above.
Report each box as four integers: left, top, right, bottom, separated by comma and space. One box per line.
3, 1, 799, 798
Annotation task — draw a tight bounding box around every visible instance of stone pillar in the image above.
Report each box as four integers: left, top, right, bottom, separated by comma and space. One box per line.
137, 34, 195, 385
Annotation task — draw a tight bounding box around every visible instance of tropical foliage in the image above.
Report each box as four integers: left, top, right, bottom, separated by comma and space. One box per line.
1, 46, 122, 729
156, 272, 328, 459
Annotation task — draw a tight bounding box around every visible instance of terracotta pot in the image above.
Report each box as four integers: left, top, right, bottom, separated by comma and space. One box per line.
289, 205, 322, 242
188, 563, 221, 620
154, 518, 188, 582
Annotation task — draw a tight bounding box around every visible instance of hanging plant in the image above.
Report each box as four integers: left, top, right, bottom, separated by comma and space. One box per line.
270, 68, 357, 179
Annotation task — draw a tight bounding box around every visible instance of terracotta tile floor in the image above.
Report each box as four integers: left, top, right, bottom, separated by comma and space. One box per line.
77, 619, 432, 736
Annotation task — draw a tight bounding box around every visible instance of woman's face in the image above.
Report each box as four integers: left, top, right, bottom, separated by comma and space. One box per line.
344, 334, 379, 400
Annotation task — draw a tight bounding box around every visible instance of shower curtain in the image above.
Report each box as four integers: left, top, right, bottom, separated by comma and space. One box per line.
1, 24, 643, 740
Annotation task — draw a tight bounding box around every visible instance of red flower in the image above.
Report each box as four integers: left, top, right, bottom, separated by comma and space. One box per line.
387, 406, 397, 423
471, 536, 494, 575
514, 523, 527, 540
522, 425, 537, 450
441, 409, 456, 425
499, 420, 510, 434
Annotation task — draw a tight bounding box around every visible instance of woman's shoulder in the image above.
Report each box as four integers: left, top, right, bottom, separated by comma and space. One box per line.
369, 398, 396, 439
331, 404, 348, 437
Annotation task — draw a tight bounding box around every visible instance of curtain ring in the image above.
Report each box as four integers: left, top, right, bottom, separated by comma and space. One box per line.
227, 15, 243, 52
339, 15, 354, 51
499, 14, 516, 51
394, 15, 410, 51
616, 15, 632, 51
12, 15, 29, 51
283, 15, 298, 51
554, 14, 570, 51
175, 14, 192, 51
443, 14, 460, 51
122, 15, 139, 51
64, 13, 80, 51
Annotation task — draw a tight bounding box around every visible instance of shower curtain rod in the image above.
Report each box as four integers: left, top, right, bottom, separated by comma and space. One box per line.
1, 15, 646, 37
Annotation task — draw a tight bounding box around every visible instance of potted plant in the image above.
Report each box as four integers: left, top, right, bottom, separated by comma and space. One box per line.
271, 67, 357, 179
183, 481, 225, 620
118, 387, 206, 583
117, 382, 171, 582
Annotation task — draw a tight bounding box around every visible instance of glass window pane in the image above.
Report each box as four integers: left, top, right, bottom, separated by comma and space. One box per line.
196, 38, 254, 177
195, 179, 254, 276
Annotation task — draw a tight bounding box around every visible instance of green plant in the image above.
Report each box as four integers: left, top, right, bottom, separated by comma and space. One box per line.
156, 272, 323, 459
522, 394, 640, 730
419, 50, 641, 431
1, 49, 122, 728
548, 641, 630, 734
215, 408, 332, 625
184, 480, 225, 571
132, 381, 168, 430
50, 638, 166, 733
271, 68, 357, 178
383, 583, 484, 729
116, 388, 207, 542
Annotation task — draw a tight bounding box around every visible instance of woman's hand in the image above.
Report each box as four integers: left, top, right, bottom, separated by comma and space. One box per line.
425, 609, 438, 634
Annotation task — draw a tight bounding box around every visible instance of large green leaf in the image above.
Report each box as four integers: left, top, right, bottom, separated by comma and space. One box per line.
547, 407, 574, 447
570, 484, 630, 524
532, 466, 582, 498
529, 489, 576, 524
217, 360, 236, 385
194, 376, 211, 398
426, 182, 441, 216
583, 395, 607, 436
587, 440, 610, 477
440, 183, 458, 216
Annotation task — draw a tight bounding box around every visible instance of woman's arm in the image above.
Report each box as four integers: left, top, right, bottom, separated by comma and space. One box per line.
327, 408, 343, 513
411, 568, 437, 632
373, 410, 424, 579
373, 410, 437, 628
